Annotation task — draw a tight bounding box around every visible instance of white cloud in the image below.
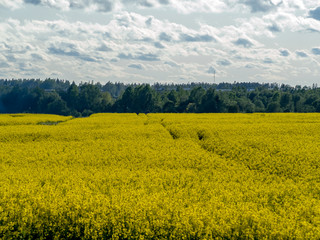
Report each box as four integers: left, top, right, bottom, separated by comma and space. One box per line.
128, 63, 144, 70
0, 0, 23, 9
1, 2, 320, 84
0, 0, 319, 18
252, 11, 320, 34
169, 0, 230, 14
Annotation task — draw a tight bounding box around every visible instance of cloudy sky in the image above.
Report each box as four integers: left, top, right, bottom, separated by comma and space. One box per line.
0, 0, 320, 86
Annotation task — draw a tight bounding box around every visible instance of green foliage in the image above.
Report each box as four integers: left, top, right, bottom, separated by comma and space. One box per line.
1, 79, 320, 116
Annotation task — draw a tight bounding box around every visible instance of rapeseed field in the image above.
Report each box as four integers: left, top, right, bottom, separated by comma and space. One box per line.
0, 113, 320, 239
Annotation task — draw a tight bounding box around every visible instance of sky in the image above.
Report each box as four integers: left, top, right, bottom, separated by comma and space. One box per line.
0, 0, 320, 86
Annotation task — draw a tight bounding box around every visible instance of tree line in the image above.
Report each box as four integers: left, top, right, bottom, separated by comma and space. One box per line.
0, 78, 320, 116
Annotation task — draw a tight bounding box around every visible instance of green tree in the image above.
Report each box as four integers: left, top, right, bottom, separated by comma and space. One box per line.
133, 85, 155, 113
100, 92, 113, 112
188, 87, 205, 112
78, 84, 102, 113
267, 102, 281, 112
38, 92, 69, 115
66, 82, 79, 111
114, 86, 134, 112
199, 88, 221, 113
253, 99, 265, 112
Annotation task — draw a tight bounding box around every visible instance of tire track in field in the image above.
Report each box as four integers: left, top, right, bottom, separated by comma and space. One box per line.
37, 116, 75, 126
145, 115, 224, 159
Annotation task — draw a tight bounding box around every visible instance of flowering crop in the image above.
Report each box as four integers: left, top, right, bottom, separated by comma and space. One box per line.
0, 113, 320, 239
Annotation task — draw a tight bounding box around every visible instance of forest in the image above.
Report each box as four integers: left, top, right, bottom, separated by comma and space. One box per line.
0, 78, 320, 116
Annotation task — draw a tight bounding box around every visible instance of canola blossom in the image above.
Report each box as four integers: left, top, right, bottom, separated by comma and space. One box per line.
0, 113, 320, 239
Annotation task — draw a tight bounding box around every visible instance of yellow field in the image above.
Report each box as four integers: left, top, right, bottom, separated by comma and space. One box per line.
0, 113, 320, 239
